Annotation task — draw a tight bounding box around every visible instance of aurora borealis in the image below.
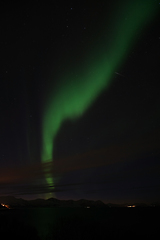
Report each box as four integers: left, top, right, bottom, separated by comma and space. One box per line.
0, 0, 160, 203
41, 0, 157, 188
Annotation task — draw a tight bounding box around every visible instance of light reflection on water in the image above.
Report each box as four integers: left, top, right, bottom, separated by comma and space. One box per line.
1, 208, 105, 239
16, 208, 72, 238
1, 207, 157, 239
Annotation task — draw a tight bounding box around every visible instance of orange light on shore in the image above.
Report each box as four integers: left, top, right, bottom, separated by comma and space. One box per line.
127, 205, 136, 208
1, 203, 10, 209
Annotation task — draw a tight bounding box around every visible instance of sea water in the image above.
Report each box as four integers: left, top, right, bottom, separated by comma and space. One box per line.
0, 207, 159, 239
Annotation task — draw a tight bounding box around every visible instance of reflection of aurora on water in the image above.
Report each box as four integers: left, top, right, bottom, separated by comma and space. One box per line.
41, 0, 157, 192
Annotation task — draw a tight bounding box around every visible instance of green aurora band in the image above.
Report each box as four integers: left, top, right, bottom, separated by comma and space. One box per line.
41, 0, 157, 189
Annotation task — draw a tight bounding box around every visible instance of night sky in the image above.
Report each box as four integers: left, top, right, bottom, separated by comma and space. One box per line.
0, 0, 160, 204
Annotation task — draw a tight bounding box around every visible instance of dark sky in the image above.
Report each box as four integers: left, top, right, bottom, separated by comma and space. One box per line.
0, 0, 160, 203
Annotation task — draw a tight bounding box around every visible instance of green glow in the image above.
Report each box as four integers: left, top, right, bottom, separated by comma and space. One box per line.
41, 1, 157, 188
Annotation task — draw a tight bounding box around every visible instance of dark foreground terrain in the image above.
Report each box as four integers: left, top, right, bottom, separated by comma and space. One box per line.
0, 207, 159, 239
